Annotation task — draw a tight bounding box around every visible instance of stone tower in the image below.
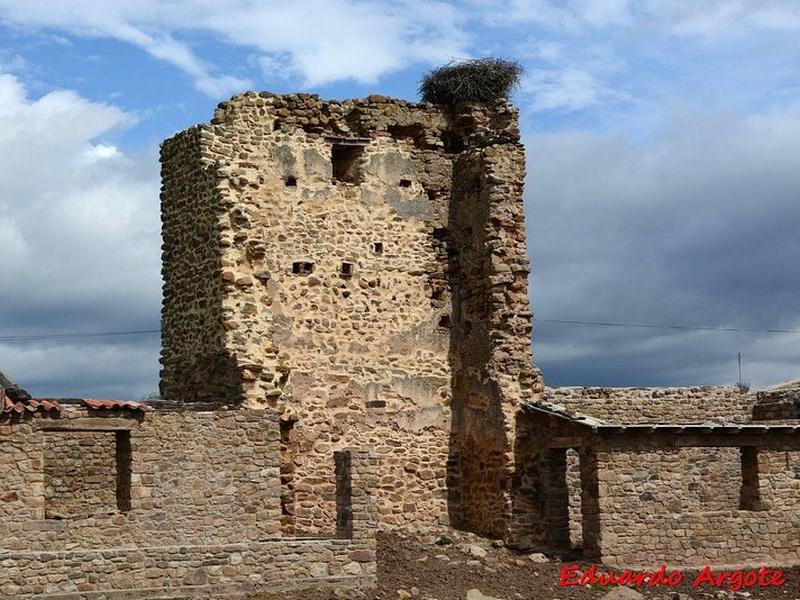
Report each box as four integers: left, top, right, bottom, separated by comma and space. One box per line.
160, 92, 541, 537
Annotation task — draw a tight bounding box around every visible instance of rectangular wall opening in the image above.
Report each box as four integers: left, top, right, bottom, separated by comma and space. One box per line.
116, 431, 132, 512
740, 446, 762, 511
332, 144, 364, 183
334, 450, 353, 539
280, 418, 297, 534
44, 430, 131, 519
544, 448, 571, 552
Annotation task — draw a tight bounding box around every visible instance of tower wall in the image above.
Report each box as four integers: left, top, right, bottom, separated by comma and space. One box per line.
160, 92, 540, 535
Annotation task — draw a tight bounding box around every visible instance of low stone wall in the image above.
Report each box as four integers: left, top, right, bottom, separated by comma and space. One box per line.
599, 510, 800, 568
0, 406, 378, 598
594, 448, 800, 567
546, 386, 753, 424
0, 408, 281, 551
0, 538, 376, 598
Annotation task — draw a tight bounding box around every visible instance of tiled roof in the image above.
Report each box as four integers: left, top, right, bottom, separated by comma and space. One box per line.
1, 388, 61, 415
522, 399, 800, 433
81, 399, 149, 412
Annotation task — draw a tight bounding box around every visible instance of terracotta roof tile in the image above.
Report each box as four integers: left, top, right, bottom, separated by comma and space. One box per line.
81, 399, 149, 412
1, 389, 61, 416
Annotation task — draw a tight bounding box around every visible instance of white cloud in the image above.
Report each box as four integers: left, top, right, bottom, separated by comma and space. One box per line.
522, 67, 627, 112
0, 0, 468, 94
482, 0, 800, 34
643, 0, 800, 36
0, 70, 161, 397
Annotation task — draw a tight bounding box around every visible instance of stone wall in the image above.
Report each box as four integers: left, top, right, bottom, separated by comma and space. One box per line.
595, 448, 741, 515
1, 407, 280, 551
546, 386, 753, 424
3, 540, 375, 599
0, 406, 379, 598
593, 447, 800, 567
446, 124, 538, 538
160, 93, 540, 537
759, 448, 800, 509
43, 431, 119, 519
160, 127, 235, 403
752, 386, 800, 421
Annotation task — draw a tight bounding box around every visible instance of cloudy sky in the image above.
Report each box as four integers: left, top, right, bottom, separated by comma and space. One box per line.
1, 0, 798, 399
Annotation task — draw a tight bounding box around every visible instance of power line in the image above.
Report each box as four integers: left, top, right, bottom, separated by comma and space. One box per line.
0, 329, 160, 342
536, 319, 800, 334
0, 319, 799, 344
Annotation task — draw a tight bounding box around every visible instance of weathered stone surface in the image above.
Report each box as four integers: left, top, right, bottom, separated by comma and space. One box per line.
160, 92, 539, 537
0, 405, 379, 597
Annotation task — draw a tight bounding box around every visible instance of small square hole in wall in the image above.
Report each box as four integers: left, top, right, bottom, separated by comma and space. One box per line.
340, 262, 355, 277
285, 175, 298, 187
399, 178, 412, 188
372, 242, 384, 254
332, 144, 364, 183
292, 261, 315, 275
438, 315, 451, 329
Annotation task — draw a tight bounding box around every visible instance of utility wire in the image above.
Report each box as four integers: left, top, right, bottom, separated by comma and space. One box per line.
1, 320, 799, 343
536, 319, 800, 334
0, 329, 160, 342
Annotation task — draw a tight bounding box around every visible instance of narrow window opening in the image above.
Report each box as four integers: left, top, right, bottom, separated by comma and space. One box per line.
365, 400, 387, 409
285, 175, 298, 187
399, 178, 412, 188
438, 314, 451, 329
340, 262, 354, 278
115, 431, 132, 513
280, 419, 297, 534
545, 448, 571, 552
332, 144, 364, 183
334, 450, 353, 538
292, 261, 315, 275
425, 188, 438, 201
740, 446, 762, 510
372, 241, 384, 254
273, 119, 282, 131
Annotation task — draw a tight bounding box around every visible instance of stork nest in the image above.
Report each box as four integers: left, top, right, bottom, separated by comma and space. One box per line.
419, 58, 523, 105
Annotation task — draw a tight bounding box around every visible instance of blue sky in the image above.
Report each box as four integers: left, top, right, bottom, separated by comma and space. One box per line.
1, 0, 799, 398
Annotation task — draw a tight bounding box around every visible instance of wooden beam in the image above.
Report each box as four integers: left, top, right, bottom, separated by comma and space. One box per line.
35, 418, 136, 432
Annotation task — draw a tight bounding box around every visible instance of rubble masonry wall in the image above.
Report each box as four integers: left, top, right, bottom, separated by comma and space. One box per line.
159, 92, 540, 537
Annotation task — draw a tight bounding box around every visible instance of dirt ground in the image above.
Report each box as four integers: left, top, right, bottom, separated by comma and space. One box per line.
258, 530, 800, 600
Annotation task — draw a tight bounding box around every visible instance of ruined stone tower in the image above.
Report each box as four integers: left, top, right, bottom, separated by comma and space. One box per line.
160, 92, 541, 537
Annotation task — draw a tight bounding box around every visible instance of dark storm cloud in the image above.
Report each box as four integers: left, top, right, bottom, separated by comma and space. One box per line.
526, 107, 800, 389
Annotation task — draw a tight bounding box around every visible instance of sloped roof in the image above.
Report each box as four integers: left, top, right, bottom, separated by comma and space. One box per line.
0, 370, 61, 416
522, 399, 800, 433
82, 399, 149, 412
